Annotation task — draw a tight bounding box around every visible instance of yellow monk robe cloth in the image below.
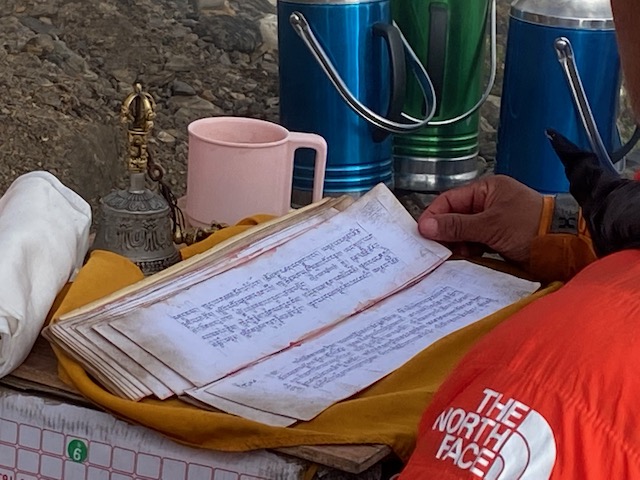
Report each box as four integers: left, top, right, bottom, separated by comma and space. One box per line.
49, 215, 562, 462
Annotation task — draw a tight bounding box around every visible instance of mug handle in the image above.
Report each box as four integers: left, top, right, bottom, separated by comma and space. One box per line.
288, 132, 327, 203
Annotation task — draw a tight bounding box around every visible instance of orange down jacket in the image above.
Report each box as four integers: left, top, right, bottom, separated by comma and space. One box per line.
399, 200, 640, 479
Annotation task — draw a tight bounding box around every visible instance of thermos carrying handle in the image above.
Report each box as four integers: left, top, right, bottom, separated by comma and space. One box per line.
289, 11, 437, 134
371, 23, 407, 141
554, 36, 639, 174
428, 0, 497, 126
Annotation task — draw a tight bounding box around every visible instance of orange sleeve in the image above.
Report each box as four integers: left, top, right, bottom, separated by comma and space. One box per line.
527, 196, 597, 283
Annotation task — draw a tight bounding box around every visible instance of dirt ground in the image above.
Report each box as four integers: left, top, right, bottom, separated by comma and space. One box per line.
0, 0, 279, 223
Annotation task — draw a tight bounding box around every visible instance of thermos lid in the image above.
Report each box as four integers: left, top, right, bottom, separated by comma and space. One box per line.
510, 0, 614, 29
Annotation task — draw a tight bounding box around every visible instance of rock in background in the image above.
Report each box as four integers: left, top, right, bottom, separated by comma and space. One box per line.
0, 0, 279, 224
0, 0, 636, 225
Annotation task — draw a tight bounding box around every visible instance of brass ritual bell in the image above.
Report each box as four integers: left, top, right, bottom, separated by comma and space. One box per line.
92, 84, 182, 276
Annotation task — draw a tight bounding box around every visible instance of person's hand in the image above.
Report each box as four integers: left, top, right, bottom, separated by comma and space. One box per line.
547, 129, 640, 256
418, 175, 544, 264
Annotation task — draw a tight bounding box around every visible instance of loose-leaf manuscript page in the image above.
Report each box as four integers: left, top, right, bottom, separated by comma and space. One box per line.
106, 185, 451, 388
188, 261, 540, 424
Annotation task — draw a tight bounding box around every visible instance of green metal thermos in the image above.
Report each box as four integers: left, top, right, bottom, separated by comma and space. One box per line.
392, 0, 496, 191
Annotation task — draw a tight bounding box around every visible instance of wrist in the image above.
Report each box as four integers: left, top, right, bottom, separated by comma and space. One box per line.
529, 194, 596, 282
550, 193, 580, 234
538, 194, 581, 235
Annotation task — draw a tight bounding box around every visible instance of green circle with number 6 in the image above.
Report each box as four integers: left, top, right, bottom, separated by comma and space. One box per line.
67, 439, 88, 463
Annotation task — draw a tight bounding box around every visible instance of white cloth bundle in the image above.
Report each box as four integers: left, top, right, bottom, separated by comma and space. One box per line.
0, 171, 91, 378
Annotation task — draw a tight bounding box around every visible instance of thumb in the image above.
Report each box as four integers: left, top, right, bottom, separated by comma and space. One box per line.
419, 213, 487, 244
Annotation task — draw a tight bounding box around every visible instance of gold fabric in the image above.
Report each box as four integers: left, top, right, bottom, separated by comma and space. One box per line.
49, 215, 565, 461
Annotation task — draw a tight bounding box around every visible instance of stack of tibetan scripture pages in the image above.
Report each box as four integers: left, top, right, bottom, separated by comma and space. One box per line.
44, 184, 540, 426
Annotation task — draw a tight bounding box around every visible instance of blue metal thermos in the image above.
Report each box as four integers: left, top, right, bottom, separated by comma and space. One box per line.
495, 0, 625, 193
277, 0, 436, 204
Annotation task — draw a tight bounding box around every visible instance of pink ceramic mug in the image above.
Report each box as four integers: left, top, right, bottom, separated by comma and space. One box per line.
186, 117, 327, 226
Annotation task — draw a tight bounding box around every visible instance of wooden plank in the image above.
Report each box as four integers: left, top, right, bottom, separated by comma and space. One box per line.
2, 339, 392, 473
276, 444, 392, 475
2, 337, 84, 400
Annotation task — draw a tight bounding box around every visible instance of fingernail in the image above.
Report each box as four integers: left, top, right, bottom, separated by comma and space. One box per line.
420, 218, 438, 238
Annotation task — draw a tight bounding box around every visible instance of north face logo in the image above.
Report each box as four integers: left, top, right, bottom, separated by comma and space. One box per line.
432, 388, 556, 479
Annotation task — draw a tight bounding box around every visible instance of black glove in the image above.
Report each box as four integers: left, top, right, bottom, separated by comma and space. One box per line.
546, 128, 640, 257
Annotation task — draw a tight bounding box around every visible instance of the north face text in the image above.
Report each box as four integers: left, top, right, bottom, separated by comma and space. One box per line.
431, 388, 556, 480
